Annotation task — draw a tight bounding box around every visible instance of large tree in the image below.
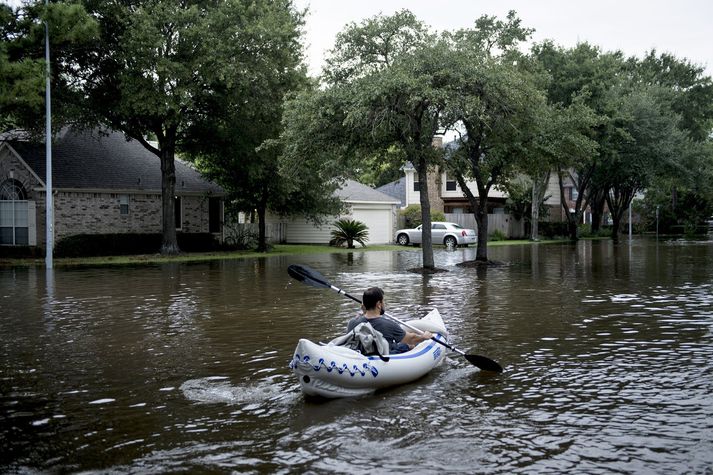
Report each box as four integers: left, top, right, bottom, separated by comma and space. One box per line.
283, 10, 448, 269
0, 1, 96, 131
532, 41, 626, 240
600, 85, 686, 241
628, 51, 713, 233
442, 11, 545, 261
59, 0, 299, 254
177, 1, 309, 252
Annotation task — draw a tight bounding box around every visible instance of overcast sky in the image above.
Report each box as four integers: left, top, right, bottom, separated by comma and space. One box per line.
295, 0, 713, 78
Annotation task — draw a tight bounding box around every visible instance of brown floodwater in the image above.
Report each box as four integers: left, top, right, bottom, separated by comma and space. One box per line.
1, 239, 712, 473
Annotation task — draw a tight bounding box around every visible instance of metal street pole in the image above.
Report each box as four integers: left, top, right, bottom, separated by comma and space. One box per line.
45, 0, 53, 269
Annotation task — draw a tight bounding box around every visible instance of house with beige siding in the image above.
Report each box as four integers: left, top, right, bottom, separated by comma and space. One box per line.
0, 128, 225, 250
263, 180, 400, 245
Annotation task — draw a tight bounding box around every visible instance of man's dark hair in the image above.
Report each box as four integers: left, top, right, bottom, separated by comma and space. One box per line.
362, 287, 384, 311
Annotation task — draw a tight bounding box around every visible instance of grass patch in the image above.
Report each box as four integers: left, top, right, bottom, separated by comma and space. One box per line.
0, 240, 573, 268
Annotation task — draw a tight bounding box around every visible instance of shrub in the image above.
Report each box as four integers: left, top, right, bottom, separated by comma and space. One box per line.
330, 219, 369, 248
400, 205, 445, 228
489, 229, 507, 241
54, 233, 226, 257
538, 222, 569, 238
0, 246, 43, 259
223, 223, 259, 250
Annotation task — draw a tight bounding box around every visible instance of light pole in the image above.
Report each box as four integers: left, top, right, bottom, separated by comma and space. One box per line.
45, 0, 53, 269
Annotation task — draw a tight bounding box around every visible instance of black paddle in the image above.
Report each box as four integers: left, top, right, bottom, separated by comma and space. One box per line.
288, 264, 504, 373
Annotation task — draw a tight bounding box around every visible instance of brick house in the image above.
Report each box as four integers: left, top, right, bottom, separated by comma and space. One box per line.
0, 128, 225, 250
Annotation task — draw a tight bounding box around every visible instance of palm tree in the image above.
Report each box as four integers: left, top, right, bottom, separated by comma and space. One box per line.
331, 219, 369, 248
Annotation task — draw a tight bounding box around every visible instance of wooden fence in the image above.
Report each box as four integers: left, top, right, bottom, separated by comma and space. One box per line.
444, 213, 525, 238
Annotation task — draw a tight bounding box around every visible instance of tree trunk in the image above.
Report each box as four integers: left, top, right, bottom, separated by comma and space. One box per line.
475, 204, 488, 261
530, 171, 549, 241
453, 169, 488, 261
417, 161, 435, 269
531, 183, 540, 241
590, 187, 607, 234
557, 172, 579, 242
256, 200, 268, 252
159, 134, 180, 255
611, 216, 621, 243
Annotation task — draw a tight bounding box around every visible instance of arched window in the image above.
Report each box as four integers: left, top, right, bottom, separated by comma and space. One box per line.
0, 179, 27, 200
0, 179, 29, 245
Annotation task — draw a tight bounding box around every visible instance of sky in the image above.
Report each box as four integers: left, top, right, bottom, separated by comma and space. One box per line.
5, 0, 711, 78
294, 0, 713, 78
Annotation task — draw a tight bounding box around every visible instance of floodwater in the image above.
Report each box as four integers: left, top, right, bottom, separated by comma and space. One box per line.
1, 239, 712, 473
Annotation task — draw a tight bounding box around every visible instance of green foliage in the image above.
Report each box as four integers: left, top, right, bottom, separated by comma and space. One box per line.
330, 219, 369, 248
578, 224, 612, 238
0, 1, 97, 131
537, 222, 569, 239
222, 223, 259, 250
54, 233, 228, 258
400, 205, 444, 228
282, 10, 447, 268
489, 229, 507, 241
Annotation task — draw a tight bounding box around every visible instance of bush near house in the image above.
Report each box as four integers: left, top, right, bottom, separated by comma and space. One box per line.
400, 205, 446, 228
330, 219, 369, 248
537, 222, 569, 239
54, 233, 231, 257
0, 246, 44, 259
489, 229, 507, 241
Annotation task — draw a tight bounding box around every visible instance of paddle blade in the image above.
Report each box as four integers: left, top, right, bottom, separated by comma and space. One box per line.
465, 354, 504, 373
287, 264, 331, 289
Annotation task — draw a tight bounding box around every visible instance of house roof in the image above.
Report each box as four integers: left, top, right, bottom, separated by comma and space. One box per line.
2, 128, 224, 195
336, 179, 400, 204
376, 177, 406, 207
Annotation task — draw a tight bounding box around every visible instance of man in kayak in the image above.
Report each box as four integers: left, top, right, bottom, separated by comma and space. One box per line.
347, 287, 433, 354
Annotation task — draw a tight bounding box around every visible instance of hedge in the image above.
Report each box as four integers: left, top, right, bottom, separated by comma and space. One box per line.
54, 233, 227, 257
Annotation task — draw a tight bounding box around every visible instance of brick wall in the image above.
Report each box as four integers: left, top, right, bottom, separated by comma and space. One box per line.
52, 192, 212, 244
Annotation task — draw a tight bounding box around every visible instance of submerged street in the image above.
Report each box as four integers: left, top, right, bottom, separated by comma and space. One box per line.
2, 239, 713, 473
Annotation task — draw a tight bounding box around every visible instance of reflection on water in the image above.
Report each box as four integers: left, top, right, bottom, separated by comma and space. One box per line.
1, 239, 713, 473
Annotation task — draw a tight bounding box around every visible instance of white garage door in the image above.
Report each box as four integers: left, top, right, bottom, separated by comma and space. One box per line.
351, 207, 392, 245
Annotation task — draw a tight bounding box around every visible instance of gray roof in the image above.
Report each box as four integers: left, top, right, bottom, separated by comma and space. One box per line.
335, 179, 400, 204
3, 127, 224, 195
376, 177, 406, 207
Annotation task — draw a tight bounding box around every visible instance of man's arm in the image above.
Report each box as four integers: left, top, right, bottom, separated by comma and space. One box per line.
401, 331, 434, 349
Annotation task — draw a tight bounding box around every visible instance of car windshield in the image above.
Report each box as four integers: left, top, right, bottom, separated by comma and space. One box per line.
450, 224, 463, 229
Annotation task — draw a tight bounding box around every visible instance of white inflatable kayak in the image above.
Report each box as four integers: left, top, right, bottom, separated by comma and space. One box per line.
290, 309, 449, 398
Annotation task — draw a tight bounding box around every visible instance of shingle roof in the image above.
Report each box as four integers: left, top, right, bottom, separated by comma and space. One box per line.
335, 179, 400, 204
376, 177, 406, 207
3, 128, 223, 195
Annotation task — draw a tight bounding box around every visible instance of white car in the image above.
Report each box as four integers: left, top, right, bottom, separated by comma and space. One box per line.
395, 221, 477, 247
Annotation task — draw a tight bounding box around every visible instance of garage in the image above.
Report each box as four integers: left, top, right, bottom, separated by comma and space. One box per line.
278, 180, 399, 245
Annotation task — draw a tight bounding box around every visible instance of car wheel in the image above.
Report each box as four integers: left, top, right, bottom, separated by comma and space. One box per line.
397, 234, 410, 246
444, 236, 457, 248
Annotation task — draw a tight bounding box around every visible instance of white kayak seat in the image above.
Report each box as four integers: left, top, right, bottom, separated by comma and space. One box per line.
328, 322, 391, 361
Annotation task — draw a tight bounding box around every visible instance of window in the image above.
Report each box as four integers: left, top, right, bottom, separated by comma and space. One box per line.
432, 223, 446, 230
444, 174, 457, 191
119, 195, 129, 215
413, 180, 421, 192
0, 179, 29, 246
0, 201, 28, 245
174, 196, 182, 230
0, 179, 26, 200
571, 188, 579, 200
